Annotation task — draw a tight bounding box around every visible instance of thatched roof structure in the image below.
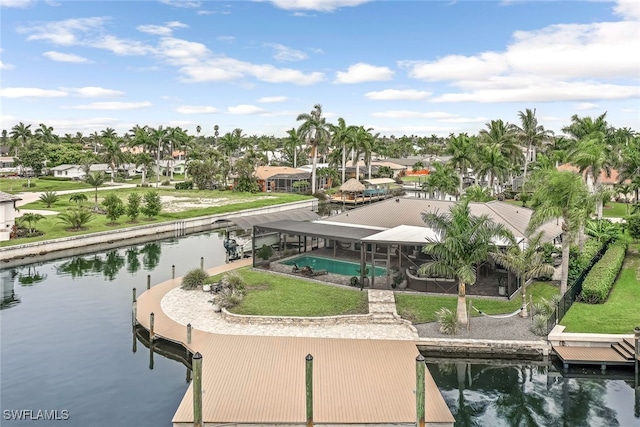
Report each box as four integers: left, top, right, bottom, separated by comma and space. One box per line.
340, 178, 365, 193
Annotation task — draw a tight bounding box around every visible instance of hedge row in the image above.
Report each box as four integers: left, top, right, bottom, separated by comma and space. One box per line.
568, 238, 607, 284
39, 176, 73, 181
579, 242, 627, 304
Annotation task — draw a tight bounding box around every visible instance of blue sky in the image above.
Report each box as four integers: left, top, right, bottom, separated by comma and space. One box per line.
1, 0, 639, 139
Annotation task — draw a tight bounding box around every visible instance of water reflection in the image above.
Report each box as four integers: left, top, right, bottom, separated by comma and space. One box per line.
1, 269, 20, 310
140, 242, 161, 270
17, 266, 47, 286
428, 361, 638, 427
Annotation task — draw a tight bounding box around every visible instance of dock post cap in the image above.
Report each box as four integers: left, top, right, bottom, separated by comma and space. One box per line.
416, 354, 425, 362
193, 352, 202, 360
305, 354, 313, 361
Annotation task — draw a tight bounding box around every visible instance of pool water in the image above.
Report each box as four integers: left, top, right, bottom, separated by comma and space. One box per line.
283, 255, 387, 277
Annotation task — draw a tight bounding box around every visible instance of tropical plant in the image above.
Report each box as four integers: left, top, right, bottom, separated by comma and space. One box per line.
57, 208, 94, 231
626, 214, 640, 242
445, 133, 475, 194
181, 268, 209, 290
419, 200, 511, 324
490, 232, 555, 317
85, 172, 106, 210
527, 169, 593, 294
19, 212, 45, 234
297, 104, 330, 194
141, 191, 162, 218
514, 108, 553, 185
38, 191, 59, 208
102, 138, 127, 184
69, 193, 88, 206
579, 242, 627, 303
256, 244, 274, 261
220, 272, 246, 293
461, 184, 493, 203
421, 162, 459, 200
102, 193, 125, 224
126, 193, 141, 222
584, 219, 624, 243
435, 307, 459, 335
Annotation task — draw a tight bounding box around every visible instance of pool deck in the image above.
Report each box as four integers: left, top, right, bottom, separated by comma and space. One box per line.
135, 258, 455, 426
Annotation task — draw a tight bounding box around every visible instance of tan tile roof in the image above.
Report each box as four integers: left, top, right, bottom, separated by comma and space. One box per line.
255, 166, 308, 180
557, 164, 626, 185
323, 198, 562, 242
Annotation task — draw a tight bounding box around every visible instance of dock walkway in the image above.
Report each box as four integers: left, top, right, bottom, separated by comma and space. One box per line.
136, 259, 454, 426
552, 338, 637, 372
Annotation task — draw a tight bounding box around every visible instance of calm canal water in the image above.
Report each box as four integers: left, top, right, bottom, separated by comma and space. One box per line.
1, 231, 638, 426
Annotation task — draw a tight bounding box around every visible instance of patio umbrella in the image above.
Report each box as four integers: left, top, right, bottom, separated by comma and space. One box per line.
340, 178, 365, 193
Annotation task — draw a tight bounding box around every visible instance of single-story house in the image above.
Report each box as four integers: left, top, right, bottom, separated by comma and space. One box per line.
0, 191, 21, 241
50, 164, 87, 179
253, 166, 326, 193
153, 160, 186, 176
0, 157, 17, 176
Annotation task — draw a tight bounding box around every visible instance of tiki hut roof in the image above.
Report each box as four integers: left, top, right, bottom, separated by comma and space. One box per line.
340, 178, 365, 193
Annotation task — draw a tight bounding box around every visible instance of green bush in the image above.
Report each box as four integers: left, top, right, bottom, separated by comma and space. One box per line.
141, 191, 162, 218
181, 268, 209, 290
531, 314, 548, 336
102, 193, 125, 223
435, 307, 459, 335
256, 244, 274, 261
568, 239, 606, 284
174, 181, 194, 190
39, 176, 73, 181
220, 272, 246, 293
349, 276, 360, 287
579, 242, 627, 304
22, 182, 36, 188
161, 179, 171, 186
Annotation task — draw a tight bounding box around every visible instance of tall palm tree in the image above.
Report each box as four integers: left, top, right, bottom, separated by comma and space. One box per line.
420, 200, 511, 324
475, 143, 509, 195
422, 162, 460, 200
102, 138, 127, 184
446, 133, 475, 195
9, 122, 32, 158
283, 127, 303, 168
149, 126, 169, 187
296, 104, 330, 194
34, 123, 57, 144
527, 169, 593, 294
491, 231, 555, 317
562, 112, 609, 140
569, 131, 614, 219
329, 118, 356, 185
514, 108, 553, 186
85, 172, 106, 210
617, 137, 640, 203
349, 126, 373, 181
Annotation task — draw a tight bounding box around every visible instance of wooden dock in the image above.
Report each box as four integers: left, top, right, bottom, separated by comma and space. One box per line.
553, 338, 637, 372
135, 259, 455, 426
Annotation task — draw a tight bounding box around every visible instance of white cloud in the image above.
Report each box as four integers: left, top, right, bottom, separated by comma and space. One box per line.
69, 101, 152, 110
137, 25, 173, 36
0, 0, 33, 7
575, 102, 599, 111
71, 87, 125, 98
334, 63, 394, 84
167, 21, 188, 28
43, 50, 92, 63
159, 0, 202, 8
257, 96, 288, 103
19, 17, 106, 46
402, 9, 640, 104
176, 105, 218, 114
217, 36, 235, 42
0, 87, 67, 98
365, 89, 432, 101
0, 60, 15, 70
266, 43, 307, 61
372, 110, 456, 119
93, 35, 155, 56
269, 0, 372, 12
226, 104, 267, 115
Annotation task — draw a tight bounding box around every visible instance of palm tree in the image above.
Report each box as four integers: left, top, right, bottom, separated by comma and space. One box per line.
461, 184, 493, 203
38, 191, 59, 208
329, 118, 356, 185
85, 172, 106, 210
349, 126, 373, 181
446, 133, 475, 195
422, 162, 459, 200
569, 131, 614, 218
149, 126, 169, 187
562, 112, 609, 140
20, 212, 45, 234
617, 137, 640, 203
475, 143, 509, 195
34, 123, 57, 144
296, 104, 330, 194
514, 108, 553, 186
57, 208, 94, 231
9, 122, 32, 159
102, 138, 127, 184
419, 200, 511, 324
491, 231, 555, 317
69, 193, 88, 206
527, 169, 593, 294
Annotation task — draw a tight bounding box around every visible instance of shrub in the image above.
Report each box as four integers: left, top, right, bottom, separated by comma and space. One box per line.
217, 288, 244, 309
102, 193, 125, 223
161, 179, 171, 186
256, 244, 274, 261
568, 239, 606, 284
220, 272, 246, 293
174, 181, 194, 190
579, 242, 627, 304
181, 268, 209, 290
38, 176, 72, 181
126, 193, 141, 221
531, 314, 548, 336
435, 307, 459, 335
626, 214, 640, 241
22, 182, 36, 188
39, 191, 59, 208
349, 276, 360, 287
141, 191, 162, 218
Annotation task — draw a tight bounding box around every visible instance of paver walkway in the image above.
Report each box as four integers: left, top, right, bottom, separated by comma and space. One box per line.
160, 267, 418, 341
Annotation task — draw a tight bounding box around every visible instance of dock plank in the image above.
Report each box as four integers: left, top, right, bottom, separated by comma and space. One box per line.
554, 346, 629, 365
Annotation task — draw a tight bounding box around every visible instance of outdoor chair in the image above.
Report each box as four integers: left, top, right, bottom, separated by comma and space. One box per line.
306, 266, 328, 276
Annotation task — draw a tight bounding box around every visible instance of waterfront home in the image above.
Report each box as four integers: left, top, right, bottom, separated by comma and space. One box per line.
0, 191, 21, 241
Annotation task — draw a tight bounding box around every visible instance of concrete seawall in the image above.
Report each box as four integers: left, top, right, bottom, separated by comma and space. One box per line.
1, 200, 315, 267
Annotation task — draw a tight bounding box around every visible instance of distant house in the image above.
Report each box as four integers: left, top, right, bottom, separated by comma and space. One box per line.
50, 163, 139, 180
153, 160, 186, 176
0, 157, 17, 176
557, 164, 627, 189
0, 191, 21, 241
50, 164, 86, 179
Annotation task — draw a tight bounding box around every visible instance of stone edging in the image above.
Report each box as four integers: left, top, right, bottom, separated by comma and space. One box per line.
416, 337, 551, 357
220, 308, 374, 325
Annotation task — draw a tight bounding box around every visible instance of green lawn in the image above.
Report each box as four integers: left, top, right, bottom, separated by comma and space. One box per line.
395, 281, 560, 324
602, 202, 630, 218
207, 268, 368, 317
1, 189, 312, 247
560, 243, 640, 333
0, 178, 95, 193
401, 176, 426, 183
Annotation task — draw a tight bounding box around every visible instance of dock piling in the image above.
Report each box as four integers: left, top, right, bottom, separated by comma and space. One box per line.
193, 352, 203, 427
200, 257, 204, 270
172, 265, 175, 279
150, 312, 155, 340
635, 326, 640, 378
416, 354, 425, 427
132, 288, 137, 326
187, 323, 192, 345
147, 274, 151, 290
306, 354, 313, 427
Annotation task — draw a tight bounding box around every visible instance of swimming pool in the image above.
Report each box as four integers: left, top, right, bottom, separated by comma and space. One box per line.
283, 255, 387, 277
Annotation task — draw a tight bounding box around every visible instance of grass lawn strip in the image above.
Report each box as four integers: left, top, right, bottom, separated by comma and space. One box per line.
1, 177, 95, 193
2, 189, 311, 247
395, 282, 559, 324
560, 243, 640, 334
602, 202, 631, 218
207, 267, 368, 317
